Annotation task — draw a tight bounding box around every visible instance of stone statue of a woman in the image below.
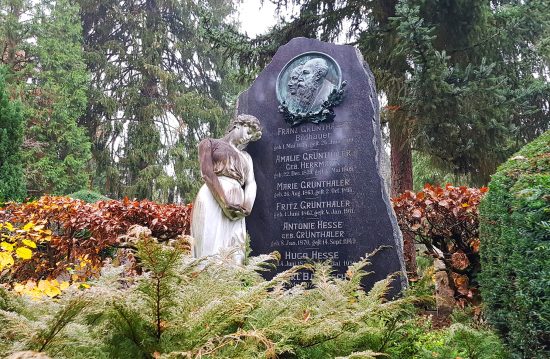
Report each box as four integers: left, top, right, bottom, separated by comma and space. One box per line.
191, 114, 262, 264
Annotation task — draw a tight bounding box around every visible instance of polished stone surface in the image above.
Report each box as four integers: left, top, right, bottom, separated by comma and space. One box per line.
237, 37, 406, 296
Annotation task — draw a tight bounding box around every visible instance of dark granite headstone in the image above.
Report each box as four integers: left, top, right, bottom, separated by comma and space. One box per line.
237, 38, 407, 295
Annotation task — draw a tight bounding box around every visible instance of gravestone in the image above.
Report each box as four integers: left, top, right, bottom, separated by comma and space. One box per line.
237, 38, 407, 295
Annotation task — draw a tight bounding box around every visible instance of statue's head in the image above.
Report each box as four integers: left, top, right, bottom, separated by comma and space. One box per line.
227, 114, 262, 143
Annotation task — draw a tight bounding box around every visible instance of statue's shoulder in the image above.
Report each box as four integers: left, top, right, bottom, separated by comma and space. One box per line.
198, 138, 211, 146
241, 150, 253, 164
199, 137, 223, 149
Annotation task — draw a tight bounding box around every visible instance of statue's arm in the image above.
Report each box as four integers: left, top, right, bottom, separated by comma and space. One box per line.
242, 153, 257, 216
199, 139, 245, 220
198, 139, 228, 208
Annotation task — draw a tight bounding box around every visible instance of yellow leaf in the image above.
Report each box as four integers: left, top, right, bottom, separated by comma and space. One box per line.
80, 283, 91, 289
22, 239, 37, 248
33, 224, 45, 231
0, 252, 14, 269
24, 281, 36, 290
15, 247, 32, 260
37, 279, 48, 291
22, 222, 34, 231
4, 223, 14, 232
1, 241, 14, 252
45, 285, 61, 298
13, 283, 25, 293
60, 281, 70, 290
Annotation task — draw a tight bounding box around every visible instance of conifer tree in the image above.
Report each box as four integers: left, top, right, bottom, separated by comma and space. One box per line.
213, 0, 549, 189
21, 0, 92, 195
1, 0, 92, 196
78, 0, 239, 201
0, 66, 25, 202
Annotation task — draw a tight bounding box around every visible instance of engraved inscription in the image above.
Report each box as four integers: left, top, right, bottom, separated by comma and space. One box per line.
269, 113, 364, 282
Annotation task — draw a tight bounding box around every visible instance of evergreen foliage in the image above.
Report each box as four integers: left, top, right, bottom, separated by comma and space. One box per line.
412, 151, 469, 191
67, 189, 110, 203
0, 235, 508, 358
0, 0, 92, 196
211, 0, 550, 187
22, 0, 92, 196
78, 0, 239, 202
479, 130, 550, 358
0, 66, 25, 202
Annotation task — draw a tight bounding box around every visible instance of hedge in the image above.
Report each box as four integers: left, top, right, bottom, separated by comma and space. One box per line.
479, 130, 549, 358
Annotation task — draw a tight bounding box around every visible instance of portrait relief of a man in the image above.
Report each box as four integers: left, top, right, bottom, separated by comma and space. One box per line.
276, 52, 344, 125
285, 57, 337, 113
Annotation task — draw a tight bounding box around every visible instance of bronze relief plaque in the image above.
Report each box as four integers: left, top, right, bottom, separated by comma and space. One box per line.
276, 52, 345, 127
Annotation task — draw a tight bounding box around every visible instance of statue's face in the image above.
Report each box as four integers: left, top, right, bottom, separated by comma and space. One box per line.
287, 66, 302, 95
233, 123, 261, 147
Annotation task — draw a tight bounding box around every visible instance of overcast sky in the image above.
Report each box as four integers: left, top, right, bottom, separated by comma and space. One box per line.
236, 0, 292, 38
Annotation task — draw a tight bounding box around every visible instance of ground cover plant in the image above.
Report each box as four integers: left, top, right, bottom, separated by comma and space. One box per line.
479, 130, 550, 358
0, 228, 507, 359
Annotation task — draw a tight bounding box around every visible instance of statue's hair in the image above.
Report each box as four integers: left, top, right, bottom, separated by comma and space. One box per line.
227, 114, 262, 140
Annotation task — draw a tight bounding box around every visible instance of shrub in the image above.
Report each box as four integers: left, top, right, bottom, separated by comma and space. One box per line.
479, 130, 550, 358
393, 184, 487, 306
410, 323, 507, 359
0, 196, 192, 282
67, 189, 110, 203
0, 233, 507, 359
0, 66, 26, 202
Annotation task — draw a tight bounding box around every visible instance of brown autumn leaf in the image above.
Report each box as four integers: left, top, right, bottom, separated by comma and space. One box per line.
470, 238, 480, 253
452, 273, 469, 295
451, 251, 470, 271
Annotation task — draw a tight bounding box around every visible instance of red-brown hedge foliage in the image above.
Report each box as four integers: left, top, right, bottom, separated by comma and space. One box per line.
392, 184, 487, 306
0, 196, 192, 281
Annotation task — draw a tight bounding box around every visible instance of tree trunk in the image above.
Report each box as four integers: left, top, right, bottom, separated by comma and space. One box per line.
389, 112, 418, 279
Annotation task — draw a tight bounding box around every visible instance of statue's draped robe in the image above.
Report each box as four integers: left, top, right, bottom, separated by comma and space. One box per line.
191, 139, 252, 263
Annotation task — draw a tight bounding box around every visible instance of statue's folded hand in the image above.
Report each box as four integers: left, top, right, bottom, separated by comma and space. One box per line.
223, 203, 248, 220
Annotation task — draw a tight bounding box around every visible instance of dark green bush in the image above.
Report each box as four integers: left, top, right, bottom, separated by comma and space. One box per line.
479, 130, 550, 358
67, 189, 110, 203
0, 66, 26, 202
